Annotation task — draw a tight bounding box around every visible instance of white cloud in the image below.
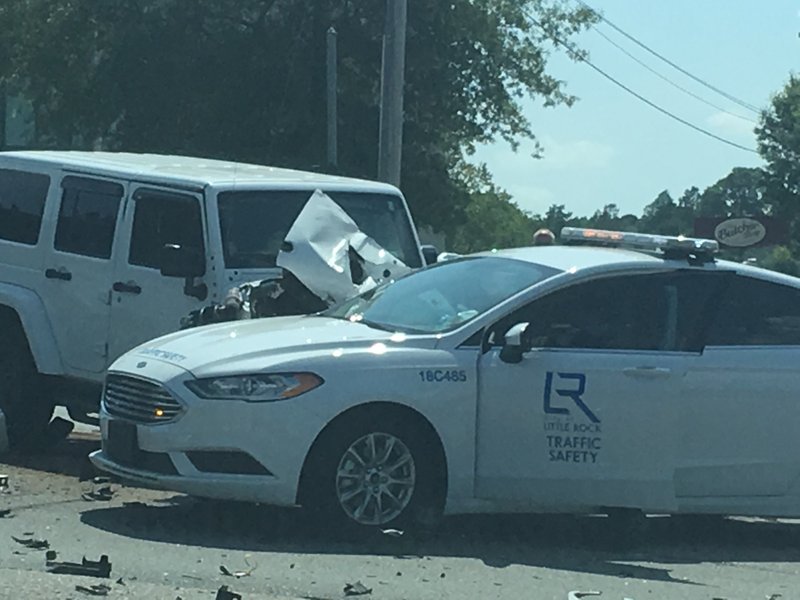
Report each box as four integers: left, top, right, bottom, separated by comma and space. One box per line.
472, 136, 615, 214
706, 112, 757, 139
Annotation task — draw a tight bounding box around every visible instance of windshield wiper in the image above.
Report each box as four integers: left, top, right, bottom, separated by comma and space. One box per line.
358, 318, 395, 332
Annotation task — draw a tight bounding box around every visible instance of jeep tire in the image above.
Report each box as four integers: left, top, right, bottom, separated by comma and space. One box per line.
0, 333, 53, 450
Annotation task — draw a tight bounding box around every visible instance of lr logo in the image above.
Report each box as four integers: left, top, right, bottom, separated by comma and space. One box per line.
543, 371, 600, 424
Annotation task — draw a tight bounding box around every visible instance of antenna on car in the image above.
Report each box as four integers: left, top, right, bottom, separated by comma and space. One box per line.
560, 227, 719, 264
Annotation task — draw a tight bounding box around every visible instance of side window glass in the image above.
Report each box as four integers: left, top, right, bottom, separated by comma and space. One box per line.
0, 168, 50, 245
54, 177, 124, 259
706, 277, 800, 346
491, 272, 725, 352
128, 190, 204, 271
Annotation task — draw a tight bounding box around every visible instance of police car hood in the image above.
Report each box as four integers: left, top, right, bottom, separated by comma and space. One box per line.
130, 315, 425, 375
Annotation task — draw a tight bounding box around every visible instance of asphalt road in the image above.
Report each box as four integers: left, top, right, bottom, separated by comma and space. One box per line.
1, 432, 799, 600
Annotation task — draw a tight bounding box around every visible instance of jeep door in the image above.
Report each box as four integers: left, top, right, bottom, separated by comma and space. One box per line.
107, 185, 207, 362
475, 270, 721, 513
42, 175, 127, 373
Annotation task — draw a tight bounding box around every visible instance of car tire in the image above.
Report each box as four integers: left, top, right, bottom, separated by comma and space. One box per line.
0, 335, 53, 450
300, 408, 445, 534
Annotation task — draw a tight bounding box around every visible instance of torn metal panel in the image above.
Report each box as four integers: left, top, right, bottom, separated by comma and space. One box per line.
45, 552, 112, 578
182, 189, 411, 328
277, 189, 410, 305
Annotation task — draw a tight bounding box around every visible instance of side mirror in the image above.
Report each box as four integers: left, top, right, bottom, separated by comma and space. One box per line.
500, 322, 531, 364
160, 244, 205, 279
420, 245, 439, 266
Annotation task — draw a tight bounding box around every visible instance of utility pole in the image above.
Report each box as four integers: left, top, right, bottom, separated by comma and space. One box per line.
377, 0, 407, 187
326, 26, 338, 169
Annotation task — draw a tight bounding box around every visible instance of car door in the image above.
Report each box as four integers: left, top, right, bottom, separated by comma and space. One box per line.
107, 185, 208, 363
674, 274, 800, 506
42, 175, 126, 373
475, 270, 719, 513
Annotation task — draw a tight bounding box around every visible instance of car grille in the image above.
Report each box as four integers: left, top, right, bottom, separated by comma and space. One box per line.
104, 374, 183, 423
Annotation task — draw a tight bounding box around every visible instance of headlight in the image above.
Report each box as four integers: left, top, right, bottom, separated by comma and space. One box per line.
185, 373, 323, 402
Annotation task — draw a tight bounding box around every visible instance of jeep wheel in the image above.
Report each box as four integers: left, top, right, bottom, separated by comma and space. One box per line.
0, 342, 53, 450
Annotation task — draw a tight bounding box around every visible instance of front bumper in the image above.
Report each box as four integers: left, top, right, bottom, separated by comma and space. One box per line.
89, 449, 293, 504
91, 360, 328, 507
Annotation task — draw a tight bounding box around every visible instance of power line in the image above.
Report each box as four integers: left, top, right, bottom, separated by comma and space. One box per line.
590, 25, 757, 124
576, 0, 761, 114
524, 11, 758, 154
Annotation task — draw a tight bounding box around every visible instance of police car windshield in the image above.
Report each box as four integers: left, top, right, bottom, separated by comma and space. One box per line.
324, 257, 560, 334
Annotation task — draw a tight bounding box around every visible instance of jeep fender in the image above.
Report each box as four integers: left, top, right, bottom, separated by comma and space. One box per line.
0, 282, 64, 375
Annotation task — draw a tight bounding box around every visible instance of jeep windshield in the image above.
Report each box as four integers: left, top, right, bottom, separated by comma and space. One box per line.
324, 256, 560, 334
217, 190, 422, 269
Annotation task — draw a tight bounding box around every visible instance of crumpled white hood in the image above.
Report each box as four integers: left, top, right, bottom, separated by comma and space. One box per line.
276, 190, 411, 305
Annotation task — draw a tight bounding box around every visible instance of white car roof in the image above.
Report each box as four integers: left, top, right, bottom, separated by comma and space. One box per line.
478, 245, 668, 272
477, 245, 800, 286
1, 151, 400, 193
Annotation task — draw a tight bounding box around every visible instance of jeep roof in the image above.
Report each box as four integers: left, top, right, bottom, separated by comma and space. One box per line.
1, 151, 399, 192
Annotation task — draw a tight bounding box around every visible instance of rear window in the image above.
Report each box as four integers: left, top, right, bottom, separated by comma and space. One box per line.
0, 168, 50, 245
217, 190, 422, 270
707, 276, 800, 346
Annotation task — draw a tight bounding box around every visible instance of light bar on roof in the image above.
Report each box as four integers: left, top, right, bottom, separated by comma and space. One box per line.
560, 227, 719, 254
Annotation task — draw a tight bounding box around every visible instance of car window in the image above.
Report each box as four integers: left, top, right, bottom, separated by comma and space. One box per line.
330, 192, 422, 269
324, 256, 560, 334
128, 190, 205, 271
492, 271, 723, 352
0, 168, 50, 245
706, 276, 800, 346
54, 176, 124, 259
217, 190, 421, 269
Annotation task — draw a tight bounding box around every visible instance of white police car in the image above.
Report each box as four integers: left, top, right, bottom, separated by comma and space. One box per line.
90, 229, 800, 529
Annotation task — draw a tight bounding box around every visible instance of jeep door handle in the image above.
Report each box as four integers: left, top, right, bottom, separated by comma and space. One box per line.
112, 281, 142, 295
623, 366, 672, 379
45, 268, 72, 281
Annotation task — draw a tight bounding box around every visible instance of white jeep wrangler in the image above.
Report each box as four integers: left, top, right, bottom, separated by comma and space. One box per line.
0, 151, 429, 448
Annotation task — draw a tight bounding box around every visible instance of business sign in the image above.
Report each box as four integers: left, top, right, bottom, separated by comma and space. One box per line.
713, 218, 766, 247
694, 216, 788, 248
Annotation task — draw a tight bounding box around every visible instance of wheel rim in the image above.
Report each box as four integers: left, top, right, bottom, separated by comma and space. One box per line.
335, 432, 416, 526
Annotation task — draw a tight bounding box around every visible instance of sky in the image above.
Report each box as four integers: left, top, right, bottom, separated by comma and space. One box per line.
473, 0, 798, 219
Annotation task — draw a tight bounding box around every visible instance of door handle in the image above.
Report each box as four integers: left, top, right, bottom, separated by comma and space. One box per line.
45, 268, 72, 281
623, 366, 672, 379
112, 281, 142, 295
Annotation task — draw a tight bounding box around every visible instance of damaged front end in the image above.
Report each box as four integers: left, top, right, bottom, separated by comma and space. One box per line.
181, 190, 412, 329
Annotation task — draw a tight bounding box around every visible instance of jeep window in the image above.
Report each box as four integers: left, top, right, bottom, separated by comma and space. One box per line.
706, 276, 800, 346
217, 190, 421, 270
54, 176, 124, 259
129, 190, 205, 270
0, 168, 50, 245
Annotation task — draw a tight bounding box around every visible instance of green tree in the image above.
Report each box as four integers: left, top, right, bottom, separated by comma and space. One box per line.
541, 204, 574, 234
448, 163, 534, 253
583, 203, 637, 232
760, 246, 800, 276
757, 75, 800, 211
757, 75, 800, 256
698, 167, 769, 217
0, 0, 596, 238
677, 186, 701, 212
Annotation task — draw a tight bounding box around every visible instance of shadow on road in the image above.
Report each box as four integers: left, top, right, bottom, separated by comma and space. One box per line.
79, 496, 800, 584
1, 436, 99, 479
